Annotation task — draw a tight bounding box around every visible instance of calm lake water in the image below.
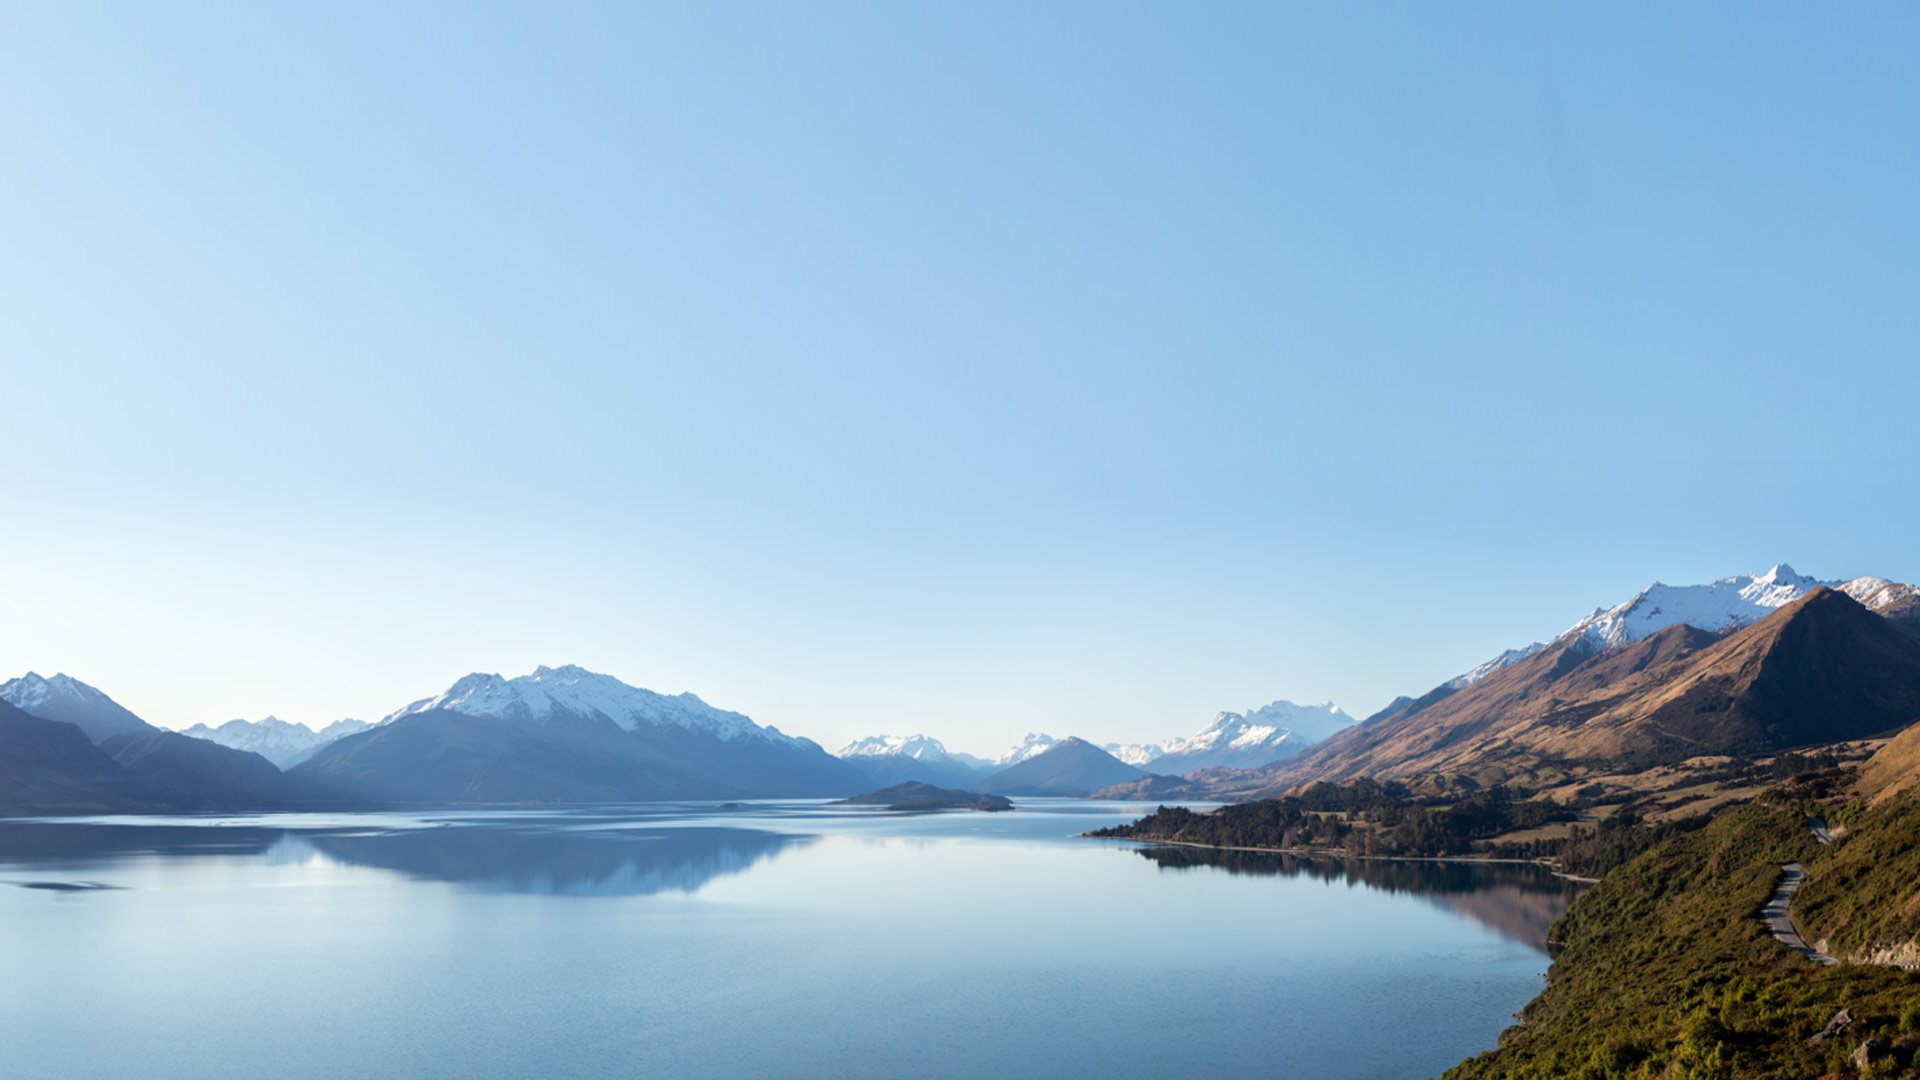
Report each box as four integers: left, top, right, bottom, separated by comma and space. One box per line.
0, 800, 1574, 1080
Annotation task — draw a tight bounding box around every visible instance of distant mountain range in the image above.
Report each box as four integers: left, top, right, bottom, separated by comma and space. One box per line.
835, 734, 992, 789
974, 738, 1151, 795
181, 717, 372, 768
1107, 570, 1920, 802
0, 696, 338, 814
294, 665, 866, 802
0, 665, 871, 811
7, 562, 1920, 815
1, 672, 155, 742
1148, 702, 1356, 774
835, 700, 1359, 787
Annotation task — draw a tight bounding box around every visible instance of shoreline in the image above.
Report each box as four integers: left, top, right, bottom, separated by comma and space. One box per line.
1086, 834, 1595, 880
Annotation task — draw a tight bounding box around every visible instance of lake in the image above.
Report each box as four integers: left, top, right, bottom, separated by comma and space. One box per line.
0, 800, 1575, 1080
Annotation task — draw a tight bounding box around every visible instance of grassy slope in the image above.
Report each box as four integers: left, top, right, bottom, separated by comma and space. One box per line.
1796, 796, 1920, 963
1443, 801, 1920, 1080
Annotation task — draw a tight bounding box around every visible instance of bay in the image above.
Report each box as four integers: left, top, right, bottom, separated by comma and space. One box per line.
0, 800, 1571, 1080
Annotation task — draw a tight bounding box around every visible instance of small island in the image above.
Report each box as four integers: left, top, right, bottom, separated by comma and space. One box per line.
835, 782, 1014, 812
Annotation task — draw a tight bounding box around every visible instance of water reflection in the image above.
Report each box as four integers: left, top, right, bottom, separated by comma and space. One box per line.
0, 820, 812, 898
300, 825, 812, 896
1132, 846, 1581, 951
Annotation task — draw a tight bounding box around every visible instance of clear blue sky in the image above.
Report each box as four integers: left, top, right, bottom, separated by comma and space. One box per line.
2, 4, 1916, 756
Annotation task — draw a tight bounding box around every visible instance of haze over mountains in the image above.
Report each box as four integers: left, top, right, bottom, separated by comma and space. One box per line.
844, 699, 1367, 791
1, 673, 155, 742
4, 563, 1919, 815
183, 717, 372, 768
297, 665, 865, 802
974, 738, 1149, 796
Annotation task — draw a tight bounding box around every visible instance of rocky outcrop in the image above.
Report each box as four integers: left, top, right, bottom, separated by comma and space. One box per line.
1806, 1008, 1852, 1046
1852, 1038, 1890, 1071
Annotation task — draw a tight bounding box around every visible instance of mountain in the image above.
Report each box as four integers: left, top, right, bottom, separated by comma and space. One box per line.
1563, 563, 1836, 651
98, 730, 323, 809
835, 734, 990, 789
295, 665, 867, 803
1856, 718, 1920, 807
1148, 701, 1358, 774
1366, 696, 1415, 723
835, 782, 1012, 812
0, 699, 150, 814
1101, 741, 1165, 767
975, 737, 1150, 795
1444, 565, 1917, 691
181, 716, 372, 768
0, 672, 156, 742
1448, 645, 1546, 690
293, 709, 721, 803
1841, 576, 1920, 639
1294, 594, 1895, 793
994, 733, 1060, 766
0, 700, 338, 814
1244, 588, 1920, 794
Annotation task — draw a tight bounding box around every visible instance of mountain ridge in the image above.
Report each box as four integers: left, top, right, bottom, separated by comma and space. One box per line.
1238, 588, 1920, 796
975, 737, 1153, 795
294, 666, 866, 802
0, 672, 156, 743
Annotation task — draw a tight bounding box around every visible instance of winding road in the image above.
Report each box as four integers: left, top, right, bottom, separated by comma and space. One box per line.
1761, 816, 1837, 966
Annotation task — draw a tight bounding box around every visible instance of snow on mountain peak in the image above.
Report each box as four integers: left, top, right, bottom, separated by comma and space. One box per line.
1562, 564, 1841, 651
1447, 643, 1547, 690
0, 671, 105, 712
1138, 699, 1356, 772
181, 716, 374, 768
385, 665, 786, 744
1101, 741, 1166, 767
837, 733, 954, 761
996, 733, 1060, 767
1444, 564, 1917, 691
1159, 700, 1355, 759
1840, 576, 1920, 613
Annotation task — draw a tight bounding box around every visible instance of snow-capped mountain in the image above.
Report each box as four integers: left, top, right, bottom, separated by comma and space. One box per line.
1444, 564, 1920, 689
995, 733, 1060, 767
0, 672, 155, 742
1564, 564, 1840, 651
976, 737, 1146, 795
1841, 577, 1920, 617
1447, 644, 1547, 690
1149, 701, 1358, 774
1101, 741, 1166, 767
384, 664, 803, 746
834, 733, 991, 789
836, 734, 990, 771
180, 717, 371, 769
295, 664, 866, 802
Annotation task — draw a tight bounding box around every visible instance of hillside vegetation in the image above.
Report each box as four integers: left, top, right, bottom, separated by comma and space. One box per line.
1443, 801, 1920, 1080
1087, 783, 1574, 858
1795, 795, 1920, 967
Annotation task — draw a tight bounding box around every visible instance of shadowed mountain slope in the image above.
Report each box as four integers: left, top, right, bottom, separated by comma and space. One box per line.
975, 737, 1151, 795
294, 710, 743, 803
99, 730, 324, 809
0, 700, 147, 814
294, 701, 868, 803
0, 701, 326, 814
1238, 588, 1920, 795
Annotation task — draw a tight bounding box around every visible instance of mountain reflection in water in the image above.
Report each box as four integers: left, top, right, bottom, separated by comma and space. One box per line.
1134, 846, 1582, 951
298, 825, 812, 896
0, 820, 812, 898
